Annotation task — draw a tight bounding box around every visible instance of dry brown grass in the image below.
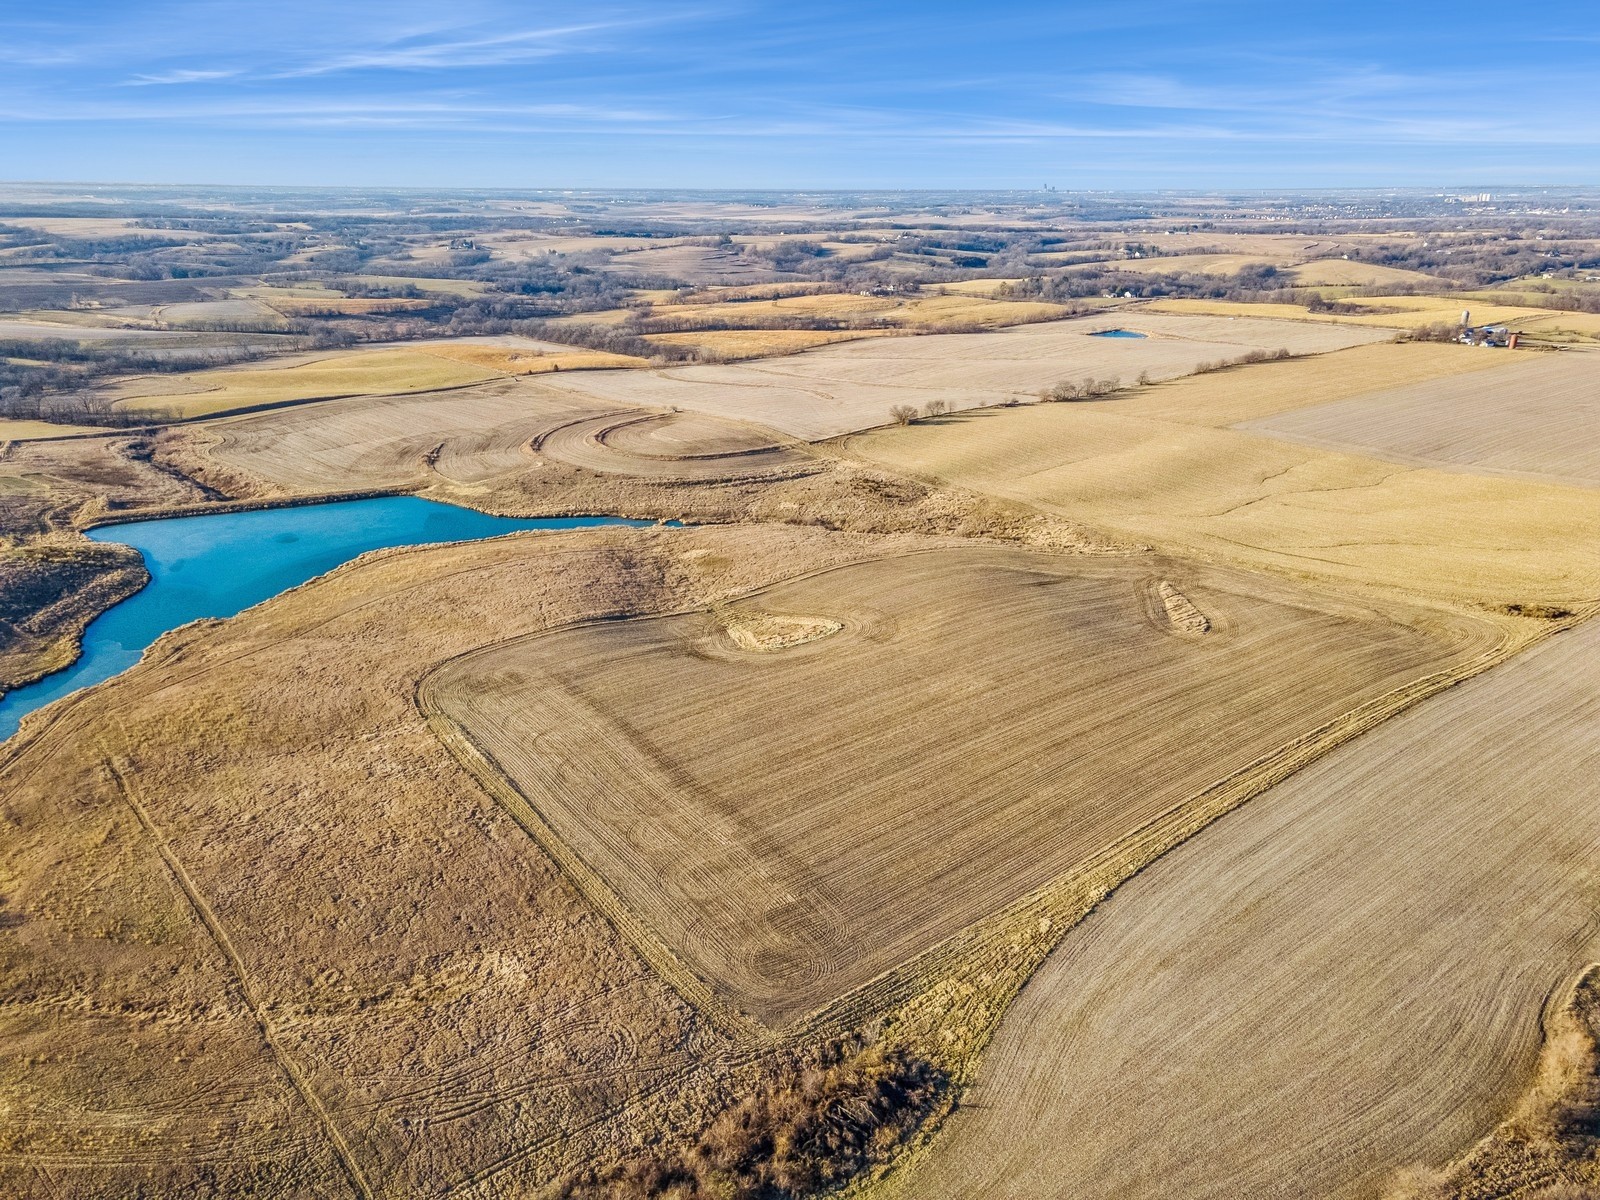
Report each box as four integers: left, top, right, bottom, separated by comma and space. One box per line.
566, 1037, 945, 1200
0, 524, 957, 1197
888, 614, 1600, 1200
0, 539, 147, 694
1243, 349, 1600, 485
424, 547, 1486, 1026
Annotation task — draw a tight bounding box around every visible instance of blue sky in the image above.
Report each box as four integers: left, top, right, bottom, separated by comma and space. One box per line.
1, 1, 1597, 189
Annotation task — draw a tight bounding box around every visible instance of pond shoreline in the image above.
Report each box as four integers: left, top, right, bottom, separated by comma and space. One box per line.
1, 496, 674, 741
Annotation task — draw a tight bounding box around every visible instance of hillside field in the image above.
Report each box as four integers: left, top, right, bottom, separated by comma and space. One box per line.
424, 547, 1490, 1027
535, 312, 1389, 440
190, 375, 615, 492
845, 352, 1600, 610
1244, 349, 1600, 485
890, 610, 1600, 1200
106, 348, 502, 419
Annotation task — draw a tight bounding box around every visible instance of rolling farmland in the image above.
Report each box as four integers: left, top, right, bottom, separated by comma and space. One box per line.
190, 377, 615, 492
424, 547, 1490, 1027
185, 312, 1394, 493
1242, 349, 1600, 486
106, 347, 502, 419
535, 312, 1389, 440
846, 378, 1600, 610
535, 410, 812, 478
8, 183, 1600, 1200
1146, 296, 1600, 341
889, 614, 1600, 1200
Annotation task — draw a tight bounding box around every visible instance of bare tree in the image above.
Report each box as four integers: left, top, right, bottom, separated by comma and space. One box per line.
923, 399, 951, 419
889, 404, 919, 425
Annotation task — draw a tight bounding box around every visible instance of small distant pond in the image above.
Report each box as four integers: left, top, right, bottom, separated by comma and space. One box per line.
1090, 328, 1148, 339
0, 496, 663, 740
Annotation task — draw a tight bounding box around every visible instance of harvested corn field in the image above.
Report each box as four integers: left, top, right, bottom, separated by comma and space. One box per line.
423, 546, 1491, 1027
890, 613, 1600, 1200
536, 313, 1389, 440
535, 411, 813, 478
1102, 341, 1507, 428
846, 397, 1600, 610
105, 348, 502, 419
1242, 349, 1600, 486
190, 376, 614, 492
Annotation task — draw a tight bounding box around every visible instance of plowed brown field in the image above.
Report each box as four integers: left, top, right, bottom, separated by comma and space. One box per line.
424, 547, 1493, 1027
1242, 349, 1600, 486
888, 613, 1600, 1200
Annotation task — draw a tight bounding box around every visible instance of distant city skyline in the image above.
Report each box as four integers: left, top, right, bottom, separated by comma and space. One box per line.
3, 1, 1597, 189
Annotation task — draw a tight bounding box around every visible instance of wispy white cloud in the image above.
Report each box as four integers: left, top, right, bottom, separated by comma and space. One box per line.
123, 68, 244, 87
269, 19, 640, 77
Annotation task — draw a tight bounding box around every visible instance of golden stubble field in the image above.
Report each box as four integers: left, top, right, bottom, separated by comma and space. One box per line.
423, 546, 1495, 1027
105, 348, 501, 419
845, 344, 1600, 611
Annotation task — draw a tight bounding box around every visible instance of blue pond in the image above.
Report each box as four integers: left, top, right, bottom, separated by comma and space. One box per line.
0, 496, 661, 740
1090, 328, 1148, 338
